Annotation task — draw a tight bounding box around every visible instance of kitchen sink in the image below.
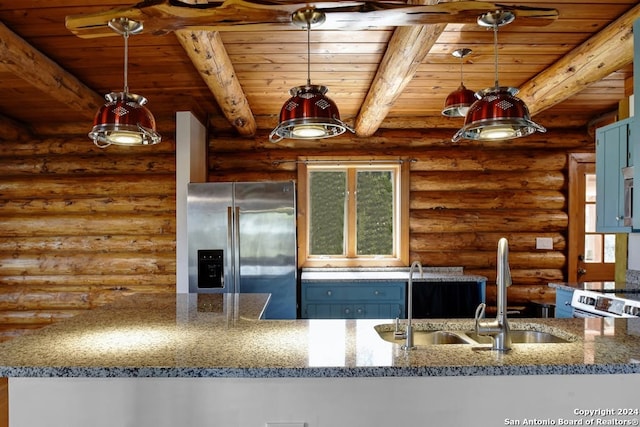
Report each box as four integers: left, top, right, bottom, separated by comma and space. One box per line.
463, 330, 570, 344
377, 330, 470, 345
374, 323, 575, 346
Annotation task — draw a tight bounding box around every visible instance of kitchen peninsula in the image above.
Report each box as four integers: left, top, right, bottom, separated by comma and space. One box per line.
1, 292, 640, 427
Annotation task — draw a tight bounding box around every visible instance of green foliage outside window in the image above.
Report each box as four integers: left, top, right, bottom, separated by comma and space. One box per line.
309, 171, 346, 255
308, 168, 394, 257
356, 171, 393, 255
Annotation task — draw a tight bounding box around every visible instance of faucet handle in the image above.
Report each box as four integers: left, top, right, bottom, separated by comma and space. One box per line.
474, 303, 486, 333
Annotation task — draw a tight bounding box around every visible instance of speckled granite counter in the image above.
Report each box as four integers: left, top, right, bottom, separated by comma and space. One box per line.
1, 293, 640, 378
301, 267, 487, 283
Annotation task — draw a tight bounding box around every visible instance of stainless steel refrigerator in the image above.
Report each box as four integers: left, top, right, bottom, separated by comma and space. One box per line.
187, 181, 297, 319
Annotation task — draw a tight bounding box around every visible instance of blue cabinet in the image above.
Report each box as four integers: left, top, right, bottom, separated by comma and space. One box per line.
595, 118, 632, 232
554, 287, 574, 318
300, 281, 406, 319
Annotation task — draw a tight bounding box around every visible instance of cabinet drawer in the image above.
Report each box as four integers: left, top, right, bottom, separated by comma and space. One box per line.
304, 282, 404, 302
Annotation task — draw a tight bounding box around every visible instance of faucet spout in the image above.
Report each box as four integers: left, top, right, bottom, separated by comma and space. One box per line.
402, 260, 423, 350
475, 237, 512, 351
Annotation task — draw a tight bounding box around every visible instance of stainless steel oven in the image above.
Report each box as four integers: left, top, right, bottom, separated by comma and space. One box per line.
622, 166, 633, 227
571, 289, 640, 318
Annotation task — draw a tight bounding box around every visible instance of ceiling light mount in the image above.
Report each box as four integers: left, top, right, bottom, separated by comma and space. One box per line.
269, 7, 354, 143
442, 48, 476, 118
452, 10, 545, 142
89, 17, 161, 148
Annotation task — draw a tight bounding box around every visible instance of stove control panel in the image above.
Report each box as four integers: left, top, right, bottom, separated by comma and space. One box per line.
571, 290, 640, 318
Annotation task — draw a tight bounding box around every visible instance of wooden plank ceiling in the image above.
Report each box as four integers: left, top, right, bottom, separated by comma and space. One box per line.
0, 0, 637, 141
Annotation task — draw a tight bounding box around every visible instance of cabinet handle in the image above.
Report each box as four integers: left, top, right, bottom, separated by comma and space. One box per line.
374, 290, 380, 296
326, 290, 332, 296
344, 308, 350, 314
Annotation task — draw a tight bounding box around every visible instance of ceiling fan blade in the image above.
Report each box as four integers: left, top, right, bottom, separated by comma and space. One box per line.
66, 0, 559, 38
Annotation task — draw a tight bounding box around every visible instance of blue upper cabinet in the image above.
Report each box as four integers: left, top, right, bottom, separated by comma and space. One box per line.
596, 118, 632, 232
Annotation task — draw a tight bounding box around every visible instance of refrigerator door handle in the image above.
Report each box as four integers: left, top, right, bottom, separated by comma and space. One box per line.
234, 206, 241, 293
227, 206, 235, 290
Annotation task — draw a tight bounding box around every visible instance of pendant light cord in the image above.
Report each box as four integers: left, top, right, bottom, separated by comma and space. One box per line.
306, 20, 311, 87
492, 24, 499, 89
123, 28, 130, 94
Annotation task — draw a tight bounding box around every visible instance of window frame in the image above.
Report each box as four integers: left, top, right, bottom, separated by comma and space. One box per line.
297, 156, 410, 268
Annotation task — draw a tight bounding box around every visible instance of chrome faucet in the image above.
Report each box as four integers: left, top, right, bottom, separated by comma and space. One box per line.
402, 260, 423, 350
475, 237, 512, 351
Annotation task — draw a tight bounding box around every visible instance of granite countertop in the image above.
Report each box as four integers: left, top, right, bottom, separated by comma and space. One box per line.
549, 281, 640, 292
1, 293, 640, 378
300, 267, 487, 282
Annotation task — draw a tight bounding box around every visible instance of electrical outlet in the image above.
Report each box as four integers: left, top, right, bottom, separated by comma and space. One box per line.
536, 237, 553, 250
266, 423, 306, 427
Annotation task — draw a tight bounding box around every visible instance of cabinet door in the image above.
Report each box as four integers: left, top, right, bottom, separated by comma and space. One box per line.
554, 288, 574, 318
595, 119, 631, 232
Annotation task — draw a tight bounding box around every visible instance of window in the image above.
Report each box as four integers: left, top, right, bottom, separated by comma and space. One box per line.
298, 158, 409, 267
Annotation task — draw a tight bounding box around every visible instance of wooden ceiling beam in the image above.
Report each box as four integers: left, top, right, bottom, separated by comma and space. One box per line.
354, 0, 446, 137
175, 29, 257, 136
519, 2, 640, 116
0, 21, 103, 123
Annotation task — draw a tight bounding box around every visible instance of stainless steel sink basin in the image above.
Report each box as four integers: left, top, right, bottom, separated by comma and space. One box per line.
374, 323, 575, 346
377, 330, 470, 345
463, 330, 570, 344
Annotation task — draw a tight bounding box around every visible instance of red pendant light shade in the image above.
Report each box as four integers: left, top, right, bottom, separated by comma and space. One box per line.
442, 83, 477, 118
453, 87, 546, 141
89, 18, 161, 148
269, 8, 354, 143
90, 92, 160, 147
442, 48, 476, 118
452, 11, 545, 142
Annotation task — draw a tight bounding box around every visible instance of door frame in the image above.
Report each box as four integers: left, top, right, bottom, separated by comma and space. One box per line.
568, 153, 595, 283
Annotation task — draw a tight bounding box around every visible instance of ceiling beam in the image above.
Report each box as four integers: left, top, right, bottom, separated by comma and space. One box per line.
354, 0, 446, 137
0, 21, 103, 122
175, 29, 257, 136
518, 2, 640, 116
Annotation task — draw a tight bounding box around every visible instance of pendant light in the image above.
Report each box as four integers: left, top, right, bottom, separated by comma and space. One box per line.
269, 7, 354, 143
442, 48, 476, 118
452, 11, 545, 142
89, 18, 161, 148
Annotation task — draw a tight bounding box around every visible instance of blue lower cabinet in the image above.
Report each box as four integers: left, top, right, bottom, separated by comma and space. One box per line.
555, 288, 574, 318
301, 281, 406, 319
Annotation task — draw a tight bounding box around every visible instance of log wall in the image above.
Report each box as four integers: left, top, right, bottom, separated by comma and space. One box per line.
0, 125, 593, 340
0, 134, 177, 341
209, 127, 594, 312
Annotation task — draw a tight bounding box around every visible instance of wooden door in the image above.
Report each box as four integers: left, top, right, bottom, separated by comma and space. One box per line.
568, 154, 616, 283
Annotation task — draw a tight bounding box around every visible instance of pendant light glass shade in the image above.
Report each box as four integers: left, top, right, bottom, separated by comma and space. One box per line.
89, 18, 161, 148
442, 48, 476, 118
269, 8, 354, 143
452, 11, 545, 142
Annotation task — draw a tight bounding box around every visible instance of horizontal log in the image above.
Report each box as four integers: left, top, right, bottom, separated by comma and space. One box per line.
410, 232, 566, 252
411, 171, 566, 191
412, 250, 565, 270
485, 284, 557, 305
0, 235, 176, 253
0, 253, 176, 276
0, 153, 176, 176
0, 275, 177, 288
465, 268, 564, 287
0, 135, 177, 156
0, 213, 175, 237
209, 128, 593, 152
0, 195, 175, 215
409, 149, 569, 172
411, 190, 565, 210
0, 174, 176, 199
410, 209, 568, 233
208, 170, 297, 182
